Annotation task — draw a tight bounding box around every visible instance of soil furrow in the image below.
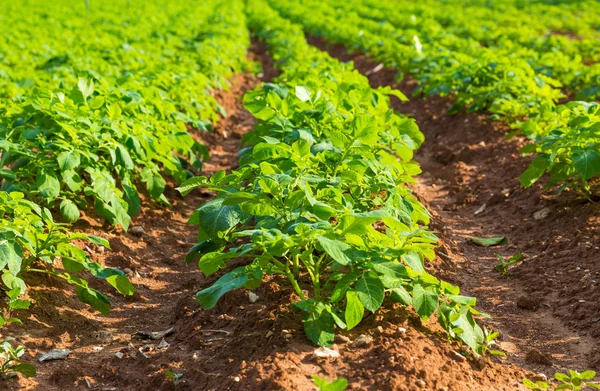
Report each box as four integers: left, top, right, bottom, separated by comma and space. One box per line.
306, 36, 600, 377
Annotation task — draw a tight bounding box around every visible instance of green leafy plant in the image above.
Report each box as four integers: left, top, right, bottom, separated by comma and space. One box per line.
523, 370, 600, 390
267, 0, 600, 195
165, 369, 183, 390
0, 338, 36, 379
181, 0, 489, 354
476, 327, 505, 357
519, 102, 600, 197
0, 0, 251, 229
494, 253, 524, 275
0, 191, 134, 315
313, 375, 348, 391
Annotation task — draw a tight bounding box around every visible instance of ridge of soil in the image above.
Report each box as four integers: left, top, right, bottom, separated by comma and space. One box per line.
6, 38, 598, 391
307, 35, 600, 379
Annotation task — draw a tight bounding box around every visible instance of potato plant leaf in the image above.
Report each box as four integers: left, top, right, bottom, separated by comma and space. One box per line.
471, 237, 507, 247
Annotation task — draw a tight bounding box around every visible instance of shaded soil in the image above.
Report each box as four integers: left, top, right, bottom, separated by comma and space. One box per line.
308, 35, 600, 377
4, 37, 599, 391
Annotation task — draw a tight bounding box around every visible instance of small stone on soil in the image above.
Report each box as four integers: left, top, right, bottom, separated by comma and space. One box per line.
115, 352, 124, 359
335, 334, 351, 344
248, 291, 259, 303
312, 346, 340, 359
533, 208, 551, 220
352, 334, 374, 348
525, 348, 552, 366
93, 329, 114, 344
530, 373, 547, 382
130, 226, 145, 237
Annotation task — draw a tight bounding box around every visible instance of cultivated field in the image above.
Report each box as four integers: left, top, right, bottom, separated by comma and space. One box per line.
1, 0, 599, 390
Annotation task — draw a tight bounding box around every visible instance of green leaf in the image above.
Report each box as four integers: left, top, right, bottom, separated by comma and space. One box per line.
390, 286, 413, 306
451, 308, 484, 352
222, 192, 258, 205
239, 199, 278, 216
87, 235, 110, 248
106, 275, 136, 296
412, 284, 438, 320
57, 151, 80, 171
59, 199, 80, 222
344, 290, 364, 330
115, 145, 134, 170
198, 251, 237, 276
0, 239, 23, 275
89, 95, 105, 110
402, 251, 424, 274
76, 286, 111, 315
194, 199, 245, 242
295, 86, 311, 102
313, 376, 349, 391
78, 77, 94, 100
196, 267, 248, 309
317, 235, 352, 266
11, 363, 36, 378
330, 271, 360, 302
580, 370, 597, 380
176, 176, 207, 196
303, 305, 335, 346
471, 237, 507, 247
146, 173, 166, 200
355, 272, 385, 312
520, 156, 550, 188
572, 148, 600, 180
36, 171, 61, 200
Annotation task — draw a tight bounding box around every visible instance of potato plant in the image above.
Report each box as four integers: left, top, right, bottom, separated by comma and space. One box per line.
0, 0, 250, 229
1, 191, 135, 316
268, 0, 600, 195
179, 0, 488, 352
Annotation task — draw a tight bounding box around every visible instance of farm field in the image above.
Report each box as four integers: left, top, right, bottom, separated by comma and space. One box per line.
0, 0, 599, 390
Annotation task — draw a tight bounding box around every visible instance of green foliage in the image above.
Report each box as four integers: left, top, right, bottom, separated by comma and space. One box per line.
268, 0, 600, 194
0, 0, 250, 229
180, 0, 489, 354
0, 339, 36, 379
313, 376, 348, 391
519, 102, 600, 194
524, 370, 600, 390
0, 192, 135, 316
495, 253, 524, 275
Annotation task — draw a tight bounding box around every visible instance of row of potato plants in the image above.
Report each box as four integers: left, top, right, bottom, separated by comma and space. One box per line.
179, 0, 489, 353
269, 0, 600, 195
0, 0, 249, 230
0, 0, 251, 372
346, 0, 600, 101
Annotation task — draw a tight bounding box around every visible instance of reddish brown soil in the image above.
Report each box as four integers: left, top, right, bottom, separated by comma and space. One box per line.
308, 35, 600, 378
4, 39, 599, 391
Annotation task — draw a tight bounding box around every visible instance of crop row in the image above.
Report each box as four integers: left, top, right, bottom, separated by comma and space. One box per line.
269, 0, 600, 195
345, 0, 600, 100
179, 0, 491, 353
0, 0, 250, 328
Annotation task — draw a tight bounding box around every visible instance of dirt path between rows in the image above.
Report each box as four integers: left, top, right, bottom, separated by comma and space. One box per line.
307, 35, 600, 379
